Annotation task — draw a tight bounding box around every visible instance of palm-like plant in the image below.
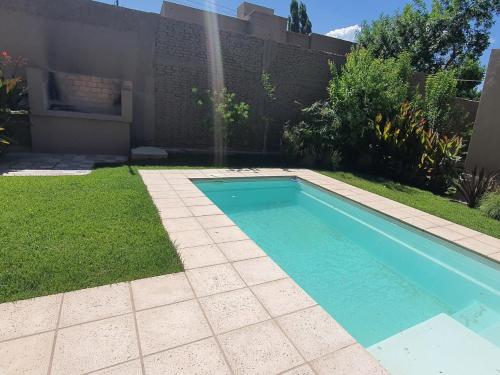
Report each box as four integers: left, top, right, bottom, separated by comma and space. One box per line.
455, 166, 498, 208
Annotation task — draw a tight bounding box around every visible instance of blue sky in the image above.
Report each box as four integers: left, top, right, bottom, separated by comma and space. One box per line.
96, 0, 499, 67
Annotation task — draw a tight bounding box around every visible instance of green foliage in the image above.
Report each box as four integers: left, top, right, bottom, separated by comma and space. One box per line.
371, 101, 463, 193
192, 87, 249, 151
421, 69, 458, 133
480, 191, 500, 221
357, 0, 500, 98
261, 71, 276, 154
455, 166, 498, 208
456, 56, 484, 99
0, 51, 27, 156
299, 2, 312, 34
283, 101, 341, 168
328, 48, 413, 157
287, 0, 312, 34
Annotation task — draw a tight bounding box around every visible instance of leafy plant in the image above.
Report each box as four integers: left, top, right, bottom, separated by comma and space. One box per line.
282, 101, 341, 168
480, 191, 500, 221
328, 48, 413, 160
260, 71, 276, 154
357, 0, 500, 99
422, 70, 458, 132
455, 166, 498, 208
371, 101, 463, 193
192, 87, 249, 164
0, 51, 27, 156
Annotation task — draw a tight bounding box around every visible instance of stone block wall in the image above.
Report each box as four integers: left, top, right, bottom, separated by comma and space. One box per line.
0, 0, 351, 152
49, 72, 122, 115
153, 17, 343, 151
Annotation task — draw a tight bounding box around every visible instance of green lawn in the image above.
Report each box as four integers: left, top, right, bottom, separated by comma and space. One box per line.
0, 166, 183, 303
321, 170, 500, 239
1, 164, 498, 303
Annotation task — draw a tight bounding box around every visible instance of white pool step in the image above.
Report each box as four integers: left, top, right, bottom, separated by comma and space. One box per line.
368, 313, 500, 375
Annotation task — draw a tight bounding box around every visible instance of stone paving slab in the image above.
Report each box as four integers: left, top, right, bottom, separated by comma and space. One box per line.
0, 152, 127, 176
1, 168, 499, 374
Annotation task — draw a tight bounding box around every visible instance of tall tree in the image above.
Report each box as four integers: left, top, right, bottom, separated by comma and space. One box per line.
287, 0, 300, 33
299, 2, 312, 34
288, 0, 312, 34
357, 0, 500, 98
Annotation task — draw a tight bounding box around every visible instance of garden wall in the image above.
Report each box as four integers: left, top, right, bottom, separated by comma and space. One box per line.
0, 0, 351, 153
466, 49, 500, 174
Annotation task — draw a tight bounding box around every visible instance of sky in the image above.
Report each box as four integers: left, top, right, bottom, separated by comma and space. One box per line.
96, 0, 499, 68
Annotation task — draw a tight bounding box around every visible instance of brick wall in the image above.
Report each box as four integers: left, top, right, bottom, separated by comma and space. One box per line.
153, 17, 343, 151
49, 72, 122, 115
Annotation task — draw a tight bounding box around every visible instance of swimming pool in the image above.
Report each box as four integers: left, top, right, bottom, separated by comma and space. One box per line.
195, 177, 500, 372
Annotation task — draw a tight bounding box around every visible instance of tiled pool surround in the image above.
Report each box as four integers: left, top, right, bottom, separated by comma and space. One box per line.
1, 168, 499, 375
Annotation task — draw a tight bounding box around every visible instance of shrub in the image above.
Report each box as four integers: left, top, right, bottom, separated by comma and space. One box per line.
192, 87, 249, 163
480, 191, 500, 221
282, 101, 341, 168
328, 48, 413, 159
455, 167, 498, 208
0, 51, 27, 156
371, 101, 463, 193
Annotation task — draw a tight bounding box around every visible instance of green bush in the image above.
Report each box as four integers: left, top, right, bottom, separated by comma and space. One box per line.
192, 87, 249, 163
328, 48, 413, 159
371, 101, 463, 193
282, 101, 341, 168
480, 191, 500, 221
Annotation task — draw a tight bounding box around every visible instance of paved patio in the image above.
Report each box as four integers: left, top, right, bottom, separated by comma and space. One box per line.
1, 168, 499, 375
0, 153, 127, 176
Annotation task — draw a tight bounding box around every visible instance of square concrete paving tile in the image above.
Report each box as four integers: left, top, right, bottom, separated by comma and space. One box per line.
442, 224, 482, 238
207, 226, 249, 243
149, 191, 179, 199
177, 190, 206, 198
311, 344, 388, 375
402, 216, 441, 230
426, 226, 469, 241
189, 205, 224, 217
182, 196, 214, 207
217, 240, 266, 262
282, 364, 316, 375
218, 320, 304, 375
196, 214, 235, 229
153, 198, 185, 209
162, 217, 203, 233
159, 207, 193, 219
131, 273, 194, 311
186, 264, 246, 297
199, 288, 270, 334
251, 278, 316, 317
490, 252, 500, 261
455, 237, 499, 256
51, 314, 138, 375
144, 337, 231, 375
178, 244, 228, 269
59, 283, 132, 327
169, 229, 214, 249
0, 331, 54, 375
277, 306, 355, 361
89, 360, 143, 374
136, 300, 212, 355
233, 257, 288, 286
0, 294, 61, 341
473, 234, 500, 249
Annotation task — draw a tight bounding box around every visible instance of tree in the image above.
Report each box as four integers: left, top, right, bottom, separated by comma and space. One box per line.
288, 0, 312, 34
357, 0, 500, 98
299, 3, 312, 34
260, 71, 276, 154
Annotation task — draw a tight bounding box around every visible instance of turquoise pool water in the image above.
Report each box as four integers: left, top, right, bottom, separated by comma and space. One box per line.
195, 178, 500, 348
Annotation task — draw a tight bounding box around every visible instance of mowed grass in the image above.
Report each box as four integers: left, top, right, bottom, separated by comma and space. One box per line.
322, 170, 500, 239
0, 166, 183, 303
